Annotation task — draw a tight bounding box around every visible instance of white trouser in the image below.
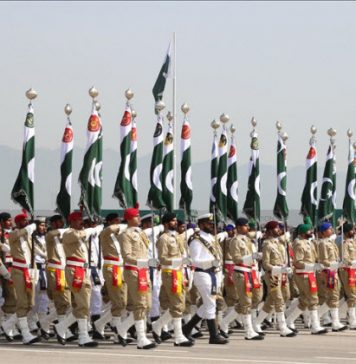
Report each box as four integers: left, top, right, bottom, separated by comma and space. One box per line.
33, 280, 49, 314
194, 272, 216, 320
90, 277, 103, 316
149, 269, 162, 318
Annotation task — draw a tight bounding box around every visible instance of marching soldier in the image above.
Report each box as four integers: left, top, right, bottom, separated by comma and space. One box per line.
220, 218, 263, 340
254, 221, 296, 337
151, 212, 193, 347
118, 205, 156, 349
183, 213, 228, 345
285, 223, 327, 334
340, 223, 356, 329
317, 222, 347, 332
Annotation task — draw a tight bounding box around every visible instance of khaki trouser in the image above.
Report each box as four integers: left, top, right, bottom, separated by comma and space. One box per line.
65, 267, 91, 319
1, 277, 17, 314
102, 265, 127, 316
124, 269, 151, 321
224, 274, 237, 308
282, 276, 291, 303
46, 269, 71, 315
159, 271, 185, 318
11, 268, 35, 317
252, 284, 263, 310
318, 270, 340, 309
316, 271, 326, 306
339, 269, 356, 308
293, 274, 319, 311
262, 272, 285, 313
190, 284, 200, 307
289, 275, 300, 299
183, 285, 191, 314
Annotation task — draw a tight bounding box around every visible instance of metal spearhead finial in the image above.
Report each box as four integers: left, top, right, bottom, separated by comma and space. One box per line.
327, 127, 337, 138
181, 103, 190, 115
347, 128, 353, 138
64, 104, 72, 116
89, 86, 99, 99
211, 119, 220, 130
166, 111, 173, 122
310, 125, 317, 135
155, 100, 165, 113
276, 121, 282, 131
230, 124, 236, 134
26, 88, 38, 101
125, 88, 134, 100
94, 101, 101, 112
251, 117, 257, 128
282, 132, 288, 141
131, 110, 137, 119
220, 113, 230, 124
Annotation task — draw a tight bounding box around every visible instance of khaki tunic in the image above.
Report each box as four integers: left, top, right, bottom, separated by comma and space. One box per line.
340, 238, 356, 307
317, 237, 340, 309
62, 228, 91, 319
293, 238, 319, 311
9, 227, 36, 317
45, 229, 71, 315
119, 227, 151, 321
100, 224, 127, 316
221, 236, 237, 308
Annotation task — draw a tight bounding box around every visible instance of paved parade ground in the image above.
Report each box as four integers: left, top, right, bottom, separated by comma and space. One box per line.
1, 326, 356, 364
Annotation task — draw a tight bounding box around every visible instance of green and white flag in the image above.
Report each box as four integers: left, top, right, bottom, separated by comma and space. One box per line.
209, 132, 219, 213
300, 137, 317, 226
11, 104, 35, 215
113, 103, 134, 208
147, 114, 165, 209
273, 134, 289, 220
243, 131, 260, 222
227, 133, 238, 222
216, 127, 228, 221
162, 123, 174, 212
179, 115, 193, 217
56, 118, 73, 220
78, 105, 103, 220
343, 139, 356, 224
129, 115, 138, 206
318, 144, 336, 222
152, 42, 172, 102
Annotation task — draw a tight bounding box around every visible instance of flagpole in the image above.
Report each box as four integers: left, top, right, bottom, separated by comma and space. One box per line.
173, 31, 177, 210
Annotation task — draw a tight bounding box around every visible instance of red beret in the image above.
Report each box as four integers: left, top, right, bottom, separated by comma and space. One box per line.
15, 213, 28, 224
124, 204, 140, 221
68, 211, 83, 222
265, 220, 279, 230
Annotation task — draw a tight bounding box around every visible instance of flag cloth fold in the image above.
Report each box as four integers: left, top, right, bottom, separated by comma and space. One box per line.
113, 103, 134, 208
243, 131, 260, 222
11, 104, 35, 215
216, 126, 228, 221
342, 139, 355, 224
179, 115, 193, 218
129, 115, 138, 206
209, 132, 219, 213
56, 119, 74, 220
152, 42, 172, 102
300, 136, 318, 226
273, 134, 289, 220
162, 123, 174, 212
227, 133, 238, 222
78, 104, 103, 220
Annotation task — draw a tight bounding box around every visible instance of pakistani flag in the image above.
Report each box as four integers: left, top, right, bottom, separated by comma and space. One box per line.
147, 114, 165, 209
179, 115, 193, 217
56, 119, 74, 220
227, 134, 238, 222
209, 132, 219, 213
152, 42, 172, 102
113, 103, 134, 208
78, 105, 103, 220
11, 104, 35, 215
243, 132, 260, 222
343, 139, 356, 223
129, 115, 138, 206
273, 134, 289, 220
300, 138, 318, 226
318, 144, 336, 222
162, 124, 174, 212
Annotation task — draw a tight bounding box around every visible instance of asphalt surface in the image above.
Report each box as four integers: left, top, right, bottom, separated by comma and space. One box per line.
1, 322, 356, 364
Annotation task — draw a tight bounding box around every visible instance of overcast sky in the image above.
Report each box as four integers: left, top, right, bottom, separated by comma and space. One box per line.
0, 1, 355, 210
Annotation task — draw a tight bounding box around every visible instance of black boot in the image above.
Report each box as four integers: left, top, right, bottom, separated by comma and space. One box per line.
207, 319, 228, 344
182, 314, 201, 340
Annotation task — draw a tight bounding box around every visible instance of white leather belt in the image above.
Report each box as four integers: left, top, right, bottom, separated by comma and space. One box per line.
13, 261, 30, 269
224, 260, 234, 264
66, 260, 86, 268
5, 257, 13, 263
161, 265, 180, 270
48, 262, 65, 270
104, 259, 122, 267
234, 266, 252, 273
295, 269, 314, 274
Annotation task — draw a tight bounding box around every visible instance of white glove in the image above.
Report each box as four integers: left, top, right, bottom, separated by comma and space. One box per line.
171, 258, 183, 269
212, 259, 220, 268
0, 244, 10, 253
25, 223, 36, 235
242, 255, 254, 265
304, 263, 315, 273
281, 267, 293, 274
252, 252, 262, 260
0, 264, 11, 280
330, 234, 337, 241
351, 260, 356, 269
136, 259, 149, 269
271, 266, 283, 275
256, 231, 263, 240
329, 261, 339, 270
285, 231, 291, 241
182, 257, 192, 265
314, 263, 325, 271
148, 258, 159, 268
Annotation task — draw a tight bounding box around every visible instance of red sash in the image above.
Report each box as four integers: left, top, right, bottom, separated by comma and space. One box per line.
104, 256, 122, 287
324, 269, 336, 289
55, 268, 66, 292
344, 268, 356, 289
251, 269, 261, 289
224, 263, 235, 285
67, 257, 86, 291
171, 270, 183, 294
12, 258, 32, 291
308, 273, 318, 293
281, 273, 288, 287
125, 265, 148, 293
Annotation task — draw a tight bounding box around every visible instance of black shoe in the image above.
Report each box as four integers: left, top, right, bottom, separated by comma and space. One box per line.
231, 320, 243, 329
245, 334, 264, 340
207, 319, 228, 344
53, 326, 66, 345
332, 325, 348, 332
219, 330, 229, 339
79, 340, 98, 347
280, 331, 297, 337
24, 336, 41, 345
152, 331, 162, 344
311, 328, 328, 335
137, 342, 156, 349
182, 314, 202, 338
40, 329, 50, 340
92, 330, 106, 340
174, 340, 194, 347
13, 334, 23, 341
160, 330, 172, 341
128, 325, 137, 340
3, 332, 14, 342
191, 329, 203, 339
287, 326, 299, 334
115, 335, 127, 347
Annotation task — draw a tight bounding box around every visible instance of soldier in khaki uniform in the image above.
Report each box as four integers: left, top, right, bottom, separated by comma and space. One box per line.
254, 221, 296, 337
339, 223, 356, 329
317, 222, 347, 332
45, 215, 73, 341
118, 205, 156, 350
220, 218, 263, 340
285, 223, 327, 334
8, 213, 40, 344
152, 212, 193, 347
54, 211, 100, 347
93, 213, 129, 345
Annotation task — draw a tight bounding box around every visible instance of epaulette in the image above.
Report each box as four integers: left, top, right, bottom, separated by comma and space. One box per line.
188, 231, 200, 245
